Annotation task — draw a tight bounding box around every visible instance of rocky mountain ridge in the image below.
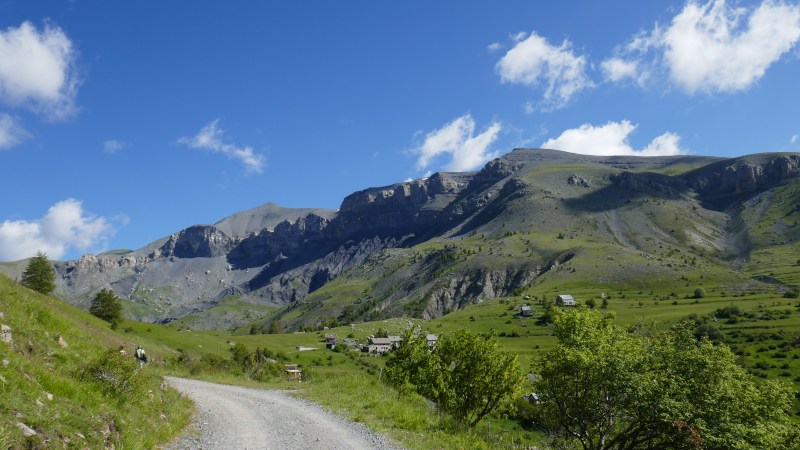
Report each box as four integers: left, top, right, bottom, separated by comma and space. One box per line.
4, 148, 799, 329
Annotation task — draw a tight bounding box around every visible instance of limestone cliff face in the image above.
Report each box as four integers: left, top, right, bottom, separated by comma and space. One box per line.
332, 172, 473, 240
159, 225, 236, 259
227, 214, 330, 269
422, 265, 539, 317
687, 154, 800, 196
610, 171, 687, 198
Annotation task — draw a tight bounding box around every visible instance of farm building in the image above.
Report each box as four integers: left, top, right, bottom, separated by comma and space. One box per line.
556, 294, 577, 306
426, 334, 438, 349
388, 335, 403, 348
324, 334, 337, 350
519, 305, 533, 317
366, 337, 392, 354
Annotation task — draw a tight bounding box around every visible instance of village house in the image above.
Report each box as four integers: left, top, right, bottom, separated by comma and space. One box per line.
366, 337, 392, 354
426, 334, 438, 350
519, 304, 533, 317
556, 294, 577, 306
324, 333, 337, 350
388, 335, 403, 349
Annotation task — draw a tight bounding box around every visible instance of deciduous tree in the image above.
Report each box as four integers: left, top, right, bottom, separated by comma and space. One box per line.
534, 309, 799, 449
385, 329, 523, 428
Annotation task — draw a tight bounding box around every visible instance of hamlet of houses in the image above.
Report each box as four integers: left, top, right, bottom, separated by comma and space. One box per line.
365, 333, 438, 355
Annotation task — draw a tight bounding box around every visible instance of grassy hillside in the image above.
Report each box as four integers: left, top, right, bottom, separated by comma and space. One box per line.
0, 274, 191, 449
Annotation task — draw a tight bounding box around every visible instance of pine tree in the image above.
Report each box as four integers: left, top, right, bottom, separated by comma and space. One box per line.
89, 288, 123, 327
20, 251, 56, 294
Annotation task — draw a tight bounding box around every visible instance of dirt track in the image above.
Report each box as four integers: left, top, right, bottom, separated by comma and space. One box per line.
163, 377, 399, 450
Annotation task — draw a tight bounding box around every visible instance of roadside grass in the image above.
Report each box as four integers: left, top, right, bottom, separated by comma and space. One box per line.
296, 371, 543, 449
0, 274, 192, 449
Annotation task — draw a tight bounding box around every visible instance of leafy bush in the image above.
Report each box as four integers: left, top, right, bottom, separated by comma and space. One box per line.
535, 309, 798, 450
715, 305, 742, 318
80, 349, 145, 396
385, 329, 523, 428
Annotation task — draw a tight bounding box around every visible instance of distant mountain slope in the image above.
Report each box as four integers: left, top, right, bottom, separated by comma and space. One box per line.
213, 202, 336, 239
3, 149, 798, 330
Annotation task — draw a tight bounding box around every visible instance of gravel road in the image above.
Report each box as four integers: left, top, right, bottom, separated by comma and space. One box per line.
163, 377, 400, 450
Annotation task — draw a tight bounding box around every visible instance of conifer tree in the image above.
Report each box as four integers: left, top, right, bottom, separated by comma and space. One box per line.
90, 288, 123, 327
20, 251, 56, 294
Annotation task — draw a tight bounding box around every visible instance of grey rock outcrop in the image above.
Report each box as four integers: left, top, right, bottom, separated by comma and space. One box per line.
1, 324, 11, 344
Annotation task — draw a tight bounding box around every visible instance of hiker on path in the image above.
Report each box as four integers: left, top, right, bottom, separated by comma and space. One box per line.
135, 345, 147, 367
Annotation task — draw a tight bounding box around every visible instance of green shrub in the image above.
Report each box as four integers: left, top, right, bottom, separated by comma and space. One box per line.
80, 349, 145, 396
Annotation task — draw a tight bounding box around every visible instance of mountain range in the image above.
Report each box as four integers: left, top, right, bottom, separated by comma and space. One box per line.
3, 148, 799, 331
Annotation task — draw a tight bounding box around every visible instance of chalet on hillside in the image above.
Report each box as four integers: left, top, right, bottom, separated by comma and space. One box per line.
324, 333, 337, 350
519, 305, 533, 317
366, 337, 392, 354
556, 294, 577, 306
426, 334, 438, 350
388, 335, 403, 349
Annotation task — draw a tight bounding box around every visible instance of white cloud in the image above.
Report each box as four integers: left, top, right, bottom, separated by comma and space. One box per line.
0, 199, 114, 261
607, 0, 800, 93
791, 134, 799, 144
0, 21, 79, 119
178, 120, 265, 174
495, 32, 593, 111
487, 42, 503, 53
541, 120, 686, 157
103, 139, 126, 154
523, 101, 535, 114
0, 113, 28, 149
413, 114, 502, 172
511, 32, 528, 43
600, 57, 641, 84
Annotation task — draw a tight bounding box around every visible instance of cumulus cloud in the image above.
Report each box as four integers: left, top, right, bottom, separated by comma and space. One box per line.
600, 57, 643, 84
0, 199, 114, 261
0, 21, 79, 119
541, 120, 686, 157
103, 139, 126, 154
178, 120, 265, 174
413, 114, 502, 172
0, 113, 28, 149
605, 0, 800, 93
495, 32, 593, 111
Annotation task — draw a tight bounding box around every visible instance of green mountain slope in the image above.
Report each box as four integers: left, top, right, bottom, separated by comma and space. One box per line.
0, 274, 191, 449
260, 152, 800, 331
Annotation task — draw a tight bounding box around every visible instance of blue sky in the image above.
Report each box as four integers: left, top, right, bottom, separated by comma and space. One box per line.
1, 0, 799, 261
